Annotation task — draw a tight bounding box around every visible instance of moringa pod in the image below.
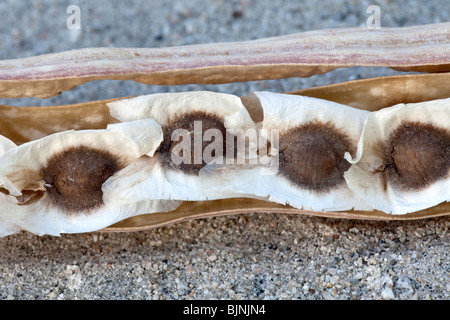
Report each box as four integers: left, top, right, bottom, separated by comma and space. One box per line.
0, 74, 449, 236
0, 24, 449, 236
105, 73, 450, 231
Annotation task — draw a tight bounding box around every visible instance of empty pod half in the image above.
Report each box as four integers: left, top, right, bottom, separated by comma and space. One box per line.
0, 134, 21, 237
344, 98, 450, 214
216, 91, 373, 212
105, 91, 260, 203
0, 120, 182, 236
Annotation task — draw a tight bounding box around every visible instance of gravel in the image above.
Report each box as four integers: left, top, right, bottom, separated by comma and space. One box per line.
0, 0, 449, 300
1, 215, 449, 300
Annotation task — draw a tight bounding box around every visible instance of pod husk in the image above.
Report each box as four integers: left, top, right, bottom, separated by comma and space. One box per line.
0, 98, 120, 145
106, 73, 450, 230
105, 199, 450, 233
1, 23, 449, 231
0, 23, 449, 99
289, 73, 450, 111
1, 73, 449, 231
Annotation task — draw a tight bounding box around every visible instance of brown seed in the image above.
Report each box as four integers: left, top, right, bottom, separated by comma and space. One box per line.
159, 111, 228, 175
383, 121, 450, 191
42, 146, 122, 213
278, 121, 354, 192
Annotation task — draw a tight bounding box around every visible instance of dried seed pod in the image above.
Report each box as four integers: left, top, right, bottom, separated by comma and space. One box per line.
0, 120, 181, 236
344, 98, 450, 214
1, 23, 449, 99
101, 74, 450, 230
218, 91, 372, 212
1, 75, 449, 235
105, 91, 259, 203
0, 98, 121, 145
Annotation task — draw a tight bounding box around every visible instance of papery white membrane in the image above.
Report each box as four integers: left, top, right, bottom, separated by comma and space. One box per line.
0, 135, 22, 236
344, 98, 450, 215
203, 91, 373, 212
0, 119, 182, 236
0, 134, 16, 155
102, 155, 263, 205
0, 216, 21, 237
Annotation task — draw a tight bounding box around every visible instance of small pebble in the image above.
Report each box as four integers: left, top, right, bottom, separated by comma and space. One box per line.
396, 276, 413, 290
381, 287, 395, 300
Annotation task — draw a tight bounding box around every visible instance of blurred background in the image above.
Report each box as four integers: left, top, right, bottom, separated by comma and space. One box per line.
0, 0, 448, 300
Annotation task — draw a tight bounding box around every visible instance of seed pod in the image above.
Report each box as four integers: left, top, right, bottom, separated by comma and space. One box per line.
0, 120, 182, 236
0, 21, 449, 234
344, 98, 450, 214
1, 23, 449, 99
105, 91, 259, 203
218, 91, 372, 212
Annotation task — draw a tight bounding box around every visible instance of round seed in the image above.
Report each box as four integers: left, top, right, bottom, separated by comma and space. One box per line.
42, 146, 122, 213
383, 121, 450, 191
159, 111, 228, 175
278, 121, 354, 192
